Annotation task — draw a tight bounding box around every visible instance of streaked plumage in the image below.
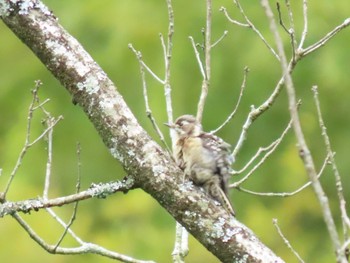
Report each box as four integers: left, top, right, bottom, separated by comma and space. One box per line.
166, 115, 235, 216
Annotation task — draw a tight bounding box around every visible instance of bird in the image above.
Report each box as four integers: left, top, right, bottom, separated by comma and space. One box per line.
165, 115, 235, 216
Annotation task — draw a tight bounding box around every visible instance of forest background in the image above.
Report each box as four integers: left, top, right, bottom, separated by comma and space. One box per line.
0, 0, 349, 262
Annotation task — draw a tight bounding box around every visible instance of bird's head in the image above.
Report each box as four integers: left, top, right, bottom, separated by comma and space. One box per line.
165, 115, 202, 137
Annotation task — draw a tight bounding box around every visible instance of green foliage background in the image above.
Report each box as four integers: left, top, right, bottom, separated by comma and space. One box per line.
0, 0, 350, 262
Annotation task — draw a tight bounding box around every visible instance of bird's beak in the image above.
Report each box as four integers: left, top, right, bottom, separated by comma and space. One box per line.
164, 122, 175, 129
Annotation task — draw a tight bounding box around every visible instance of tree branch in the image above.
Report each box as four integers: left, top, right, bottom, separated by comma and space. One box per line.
0, 179, 135, 217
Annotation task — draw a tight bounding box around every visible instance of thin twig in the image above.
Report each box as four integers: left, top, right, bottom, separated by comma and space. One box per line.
300, 18, 350, 57
54, 143, 82, 250
189, 36, 206, 78
11, 213, 154, 263
196, 0, 212, 123
231, 71, 290, 159
211, 30, 229, 48
47, 207, 84, 244
128, 44, 172, 154
43, 116, 54, 199
298, 0, 308, 50
230, 119, 292, 188
236, 153, 330, 197
211, 66, 249, 134
128, 44, 164, 84
163, 0, 175, 125
276, 2, 290, 33
312, 86, 349, 242
276, 1, 296, 61
2, 82, 63, 198
224, 0, 280, 60
219, 7, 249, 27
273, 219, 305, 263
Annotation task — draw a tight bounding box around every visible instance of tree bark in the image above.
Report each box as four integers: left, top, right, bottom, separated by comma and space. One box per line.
0, 1, 283, 262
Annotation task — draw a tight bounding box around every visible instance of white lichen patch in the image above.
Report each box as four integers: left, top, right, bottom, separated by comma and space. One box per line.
0, 0, 12, 16
76, 76, 99, 94
184, 210, 199, 225
46, 40, 67, 56
110, 147, 123, 162
152, 164, 166, 175
211, 217, 241, 242
211, 217, 226, 239
18, 0, 34, 15
141, 141, 158, 161
46, 39, 92, 78
96, 71, 107, 81
179, 181, 194, 192
223, 227, 240, 242
74, 61, 90, 77
99, 97, 118, 117
0, 0, 52, 17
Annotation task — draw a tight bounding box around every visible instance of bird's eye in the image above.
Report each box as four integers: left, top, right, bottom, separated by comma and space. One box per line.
177, 121, 184, 127
180, 121, 188, 126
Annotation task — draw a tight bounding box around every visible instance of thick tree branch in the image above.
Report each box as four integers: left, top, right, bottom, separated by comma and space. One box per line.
0, 1, 283, 262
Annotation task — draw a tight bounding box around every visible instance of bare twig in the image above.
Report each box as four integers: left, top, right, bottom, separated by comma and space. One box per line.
273, 219, 305, 263
237, 153, 330, 197
230, 119, 292, 188
276, 1, 296, 61
211, 66, 249, 134
219, 7, 249, 27
276, 2, 290, 34
211, 30, 229, 48
300, 18, 350, 57
11, 212, 155, 263
43, 116, 54, 199
128, 44, 164, 84
2, 82, 63, 199
298, 0, 308, 50
163, 0, 175, 125
223, 0, 280, 60
196, 0, 212, 123
189, 36, 206, 78
129, 44, 172, 154
312, 86, 349, 245
54, 143, 82, 250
